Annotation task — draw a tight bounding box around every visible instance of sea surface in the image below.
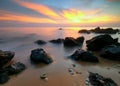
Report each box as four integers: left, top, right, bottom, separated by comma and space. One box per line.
0, 27, 120, 86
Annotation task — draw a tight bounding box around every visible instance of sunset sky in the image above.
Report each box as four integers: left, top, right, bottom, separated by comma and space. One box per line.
0, 0, 120, 27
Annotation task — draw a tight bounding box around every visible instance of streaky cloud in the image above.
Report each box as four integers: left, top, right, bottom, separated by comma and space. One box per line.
13, 0, 62, 19
0, 10, 56, 23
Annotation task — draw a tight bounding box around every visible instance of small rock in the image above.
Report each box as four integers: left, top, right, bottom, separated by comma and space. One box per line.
72, 64, 76, 67
40, 73, 47, 79
68, 68, 75, 75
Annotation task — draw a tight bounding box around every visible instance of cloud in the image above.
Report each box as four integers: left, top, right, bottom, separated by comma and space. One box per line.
0, 10, 56, 23
107, 0, 120, 2
13, 0, 62, 19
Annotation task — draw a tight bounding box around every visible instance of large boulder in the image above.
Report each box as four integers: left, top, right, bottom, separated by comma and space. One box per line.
0, 62, 26, 84
100, 45, 120, 61
70, 49, 99, 63
63, 36, 84, 47
34, 40, 47, 45
88, 72, 118, 86
90, 27, 119, 34
49, 38, 64, 44
86, 34, 120, 51
30, 48, 53, 64
0, 50, 15, 68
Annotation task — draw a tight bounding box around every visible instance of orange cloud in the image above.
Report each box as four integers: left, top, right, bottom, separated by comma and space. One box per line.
0, 10, 56, 23
13, 0, 62, 19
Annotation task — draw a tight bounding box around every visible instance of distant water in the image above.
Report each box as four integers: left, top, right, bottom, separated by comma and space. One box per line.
0, 27, 120, 86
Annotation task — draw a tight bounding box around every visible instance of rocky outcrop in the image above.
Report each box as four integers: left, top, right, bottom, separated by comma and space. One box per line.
0, 50, 15, 68
90, 27, 119, 34
78, 29, 90, 34
100, 45, 120, 61
30, 48, 53, 64
88, 72, 118, 86
0, 62, 26, 84
78, 27, 119, 34
34, 40, 47, 45
70, 49, 99, 63
49, 38, 64, 44
63, 36, 84, 47
86, 34, 120, 51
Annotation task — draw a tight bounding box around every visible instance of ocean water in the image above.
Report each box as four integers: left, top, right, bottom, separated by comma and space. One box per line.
0, 27, 120, 86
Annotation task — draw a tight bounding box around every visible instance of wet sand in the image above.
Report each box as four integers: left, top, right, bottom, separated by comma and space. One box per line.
0, 27, 120, 86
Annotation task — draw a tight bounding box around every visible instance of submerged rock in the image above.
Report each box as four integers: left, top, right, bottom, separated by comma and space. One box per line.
35, 40, 47, 45
49, 38, 64, 44
30, 48, 53, 64
88, 72, 118, 86
100, 45, 120, 61
63, 36, 84, 47
0, 50, 15, 68
70, 49, 99, 63
86, 34, 120, 51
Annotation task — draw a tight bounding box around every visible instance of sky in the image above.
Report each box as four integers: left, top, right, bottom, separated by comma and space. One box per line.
0, 0, 120, 27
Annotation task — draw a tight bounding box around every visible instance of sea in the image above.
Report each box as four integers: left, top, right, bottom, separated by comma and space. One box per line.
0, 26, 120, 86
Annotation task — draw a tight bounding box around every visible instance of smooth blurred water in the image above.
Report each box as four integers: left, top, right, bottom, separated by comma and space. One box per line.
0, 27, 120, 86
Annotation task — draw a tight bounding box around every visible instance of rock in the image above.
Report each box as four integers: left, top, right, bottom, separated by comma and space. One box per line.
78, 29, 90, 34
0, 62, 26, 84
0, 73, 9, 84
40, 73, 47, 79
100, 45, 120, 61
70, 49, 99, 63
88, 72, 118, 86
86, 34, 120, 51
6, 62, 26, 75
63, 36, 84, 47
90, 27, 119, 34
68, 68, 75, 75
35, 40, 47, 45
30, 48, 53, 64
0, 50, 15, 68
59, 28, 62, 30
76, 36, 84, 43
49, 38, 64, 44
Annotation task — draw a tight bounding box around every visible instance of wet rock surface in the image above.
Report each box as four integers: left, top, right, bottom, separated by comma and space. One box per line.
0, 50, 15, 68
70, 49, 99, 62
78, 27, 119, 34
88, 72, 118, 86
35, 40, 47, 45
49, 38, 64, 44
30, 48, 53, 64
100, 45, 120, 61
0, 62, 26, 84
86, 34, 120, 51
63, 36, 84, 47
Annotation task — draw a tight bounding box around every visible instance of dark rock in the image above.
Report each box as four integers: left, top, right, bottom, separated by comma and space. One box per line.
0, 62, 26, 84
0, 50, 15, 68
89, 72, 118, 86
59, 28, 62, 30
49, 38, 64, 44
78, 29, 90, 34
90, 27, 119, 34
5, 62, 26, 75
35, 40, 47, 45
63, 36, 84, 47
70, 49, 99, 63
100, 45, 120, 61
0, 73, 9, 84
86, 34, 120, 51
76, 36, 84, 43
30, 48, 53, 64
